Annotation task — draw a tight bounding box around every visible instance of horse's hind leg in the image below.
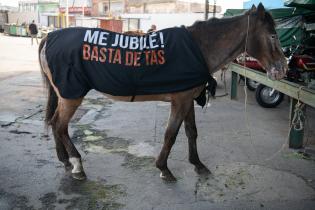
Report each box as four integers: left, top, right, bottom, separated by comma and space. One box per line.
156, 97, 192, 182
51, 97, 86, 180
54, 133, 72, 171
184, 102, 211, 175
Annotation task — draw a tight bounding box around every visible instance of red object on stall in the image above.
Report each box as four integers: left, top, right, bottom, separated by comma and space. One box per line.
99, 19, 123, 33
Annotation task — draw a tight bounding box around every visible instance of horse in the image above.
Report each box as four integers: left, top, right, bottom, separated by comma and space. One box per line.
39, 3, 287, 181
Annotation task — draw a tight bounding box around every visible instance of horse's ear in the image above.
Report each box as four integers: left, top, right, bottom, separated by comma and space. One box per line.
246, 4, 256, 15
257, 3, 265, 19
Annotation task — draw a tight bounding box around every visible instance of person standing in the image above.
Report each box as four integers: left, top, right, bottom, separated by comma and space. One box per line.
147, 24, 157, 33
29, 20, 38, 45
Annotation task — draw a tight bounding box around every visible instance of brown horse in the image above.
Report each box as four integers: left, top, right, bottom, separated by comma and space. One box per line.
39, 4, 287, 181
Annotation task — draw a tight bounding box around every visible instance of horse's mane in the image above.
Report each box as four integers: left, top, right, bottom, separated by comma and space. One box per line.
189, 15, 243, 29
189, 10, 275, 29
264, 12, 276, 28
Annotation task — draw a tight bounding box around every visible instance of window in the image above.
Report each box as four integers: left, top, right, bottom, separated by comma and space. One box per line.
123, 18, 140, 32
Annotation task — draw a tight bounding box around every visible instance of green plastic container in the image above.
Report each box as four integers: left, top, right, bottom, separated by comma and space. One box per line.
9, 25, 17, 35
16, 26, 21, 36
20, 27, 27, 36
289, 127, 304, 149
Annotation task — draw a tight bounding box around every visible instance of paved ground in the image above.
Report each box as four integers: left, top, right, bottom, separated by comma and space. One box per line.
0, 34, 315, 210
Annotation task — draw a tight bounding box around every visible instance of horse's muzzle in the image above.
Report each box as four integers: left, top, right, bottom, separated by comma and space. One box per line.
266, 61, 287, 81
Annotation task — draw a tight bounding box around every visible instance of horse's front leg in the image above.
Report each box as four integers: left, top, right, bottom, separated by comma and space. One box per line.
184, 102, 211, 175
156, 98, 192, 182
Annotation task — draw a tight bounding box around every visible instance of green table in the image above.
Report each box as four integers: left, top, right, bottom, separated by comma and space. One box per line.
229, 63, 315, 149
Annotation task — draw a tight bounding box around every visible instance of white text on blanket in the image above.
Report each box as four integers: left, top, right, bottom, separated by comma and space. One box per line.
83, 30, 165, 50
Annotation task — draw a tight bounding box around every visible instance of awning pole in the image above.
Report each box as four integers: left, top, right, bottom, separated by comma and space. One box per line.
66, 0, 69, 27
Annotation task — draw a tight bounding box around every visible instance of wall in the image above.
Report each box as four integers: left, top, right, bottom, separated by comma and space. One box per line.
97, 1, 124, 16
121, 13, 223, 32
91, 0, 99, 16
0, 10, 8, 31
75, 17, 98, 27
38, 2, 59, 13
8, 11, 38, 24
59, 0, 92, 7
40, 14, 48, 26
144, 3, 177, 13
216, 0, 244, 14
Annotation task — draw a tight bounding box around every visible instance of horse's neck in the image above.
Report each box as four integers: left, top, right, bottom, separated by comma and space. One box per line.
189, 15, 248, 73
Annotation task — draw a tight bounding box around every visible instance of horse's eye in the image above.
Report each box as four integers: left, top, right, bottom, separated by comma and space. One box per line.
271, 34, 277, 39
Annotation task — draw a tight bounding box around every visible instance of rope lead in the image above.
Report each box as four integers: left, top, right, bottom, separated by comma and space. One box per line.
291, 102, 305, 131
291, 86, 305, 131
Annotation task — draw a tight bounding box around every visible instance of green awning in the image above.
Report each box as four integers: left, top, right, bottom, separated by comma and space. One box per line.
284, 0, 315, 10
224, 7, 315, 47
275, 16, 304, 47
224, 7, 314, 19
224, 9, 246, 17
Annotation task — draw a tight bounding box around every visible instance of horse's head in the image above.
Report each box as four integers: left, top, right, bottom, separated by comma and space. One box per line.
246, 3, 287, 80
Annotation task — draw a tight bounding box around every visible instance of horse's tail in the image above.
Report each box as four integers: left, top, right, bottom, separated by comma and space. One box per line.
39, 36, 58, 127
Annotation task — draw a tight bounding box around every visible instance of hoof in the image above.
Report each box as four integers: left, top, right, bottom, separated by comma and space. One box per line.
72, 171, 87, 180
160, 171, 177, 182
195, 165, 211, 175
64, 163, 73, 172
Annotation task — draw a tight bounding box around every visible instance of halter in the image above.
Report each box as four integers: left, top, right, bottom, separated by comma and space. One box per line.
243, 14, 250, 110
243, 15, 250, 103
244, 14, 250, 56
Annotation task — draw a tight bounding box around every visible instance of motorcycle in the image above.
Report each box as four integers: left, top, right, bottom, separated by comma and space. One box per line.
257, 45, 315, 108
255, 84, 284, 108
234, 45, 315, 108
286, 46, 315, 85
234, 56, 262, 91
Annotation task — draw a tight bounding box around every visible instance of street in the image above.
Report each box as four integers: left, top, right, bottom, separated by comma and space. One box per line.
0, 33, 315, 210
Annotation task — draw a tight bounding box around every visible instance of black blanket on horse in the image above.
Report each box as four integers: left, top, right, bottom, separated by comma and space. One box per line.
46, 27, 209, 98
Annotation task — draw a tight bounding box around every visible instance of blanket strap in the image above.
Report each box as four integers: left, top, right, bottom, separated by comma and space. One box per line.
130, 95, 136, 102
195, 74, 217, 108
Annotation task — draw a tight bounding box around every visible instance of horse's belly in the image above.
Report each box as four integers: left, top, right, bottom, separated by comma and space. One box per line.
101, 85, 205, 102
102, 93, 172, 102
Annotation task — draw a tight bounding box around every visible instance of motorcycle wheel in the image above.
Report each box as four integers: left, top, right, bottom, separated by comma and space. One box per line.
240, 76, 260, 91
255, 84, 284, 108
245, 78, 260, 91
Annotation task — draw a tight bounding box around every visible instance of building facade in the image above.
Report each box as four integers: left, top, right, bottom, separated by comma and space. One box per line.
6, 0, 226, 31
88, 0, 222, 31
121, 0, 221, 31
91, 0, 124, 16
9, 0, 60, 27
59, 0, 92, 26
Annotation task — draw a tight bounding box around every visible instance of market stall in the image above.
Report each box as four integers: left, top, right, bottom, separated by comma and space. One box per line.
226, 1, 315, 148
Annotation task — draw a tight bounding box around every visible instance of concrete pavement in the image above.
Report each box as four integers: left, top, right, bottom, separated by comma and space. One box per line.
0, 33, 315, 210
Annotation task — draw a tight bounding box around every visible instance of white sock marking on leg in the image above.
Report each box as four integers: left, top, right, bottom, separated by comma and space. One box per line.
69, 157, 82, 173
